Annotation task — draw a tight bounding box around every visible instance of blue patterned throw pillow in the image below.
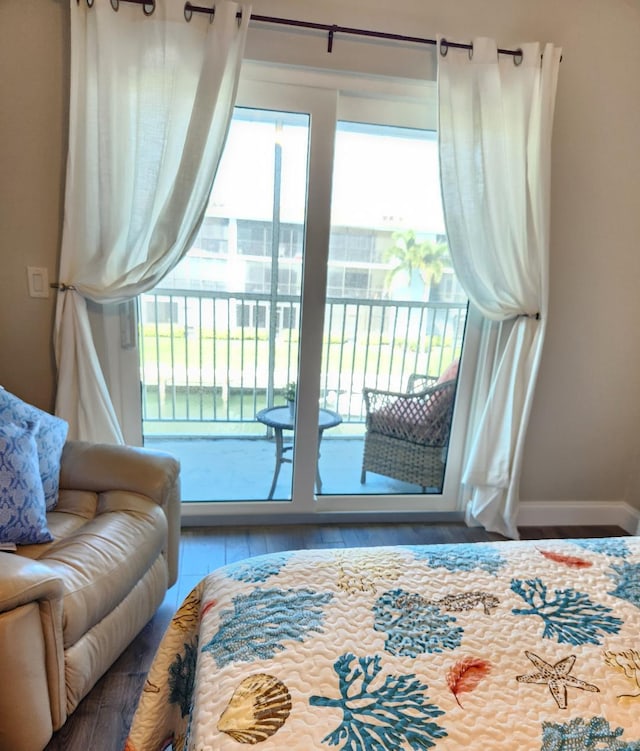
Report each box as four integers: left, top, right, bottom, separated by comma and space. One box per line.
0, 420, 53, 545
0, 387, 68, 510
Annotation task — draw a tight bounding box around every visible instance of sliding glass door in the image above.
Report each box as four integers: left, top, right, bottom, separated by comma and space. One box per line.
136, 70, 473, 517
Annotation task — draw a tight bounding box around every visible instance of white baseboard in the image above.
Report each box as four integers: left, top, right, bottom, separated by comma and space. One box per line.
517, 500, 640, 535
182, 501, 640, 536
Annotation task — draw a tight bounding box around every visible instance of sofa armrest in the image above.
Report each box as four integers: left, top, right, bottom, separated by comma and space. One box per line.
0, 554, 66, 742
0, 554, 63, 614
59, 441, 181, 587
59, 441, 179, 504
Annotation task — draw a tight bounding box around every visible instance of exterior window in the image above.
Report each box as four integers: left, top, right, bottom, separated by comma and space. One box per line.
197, 217, 229, 254
279, 224, 304, 258
245, 263, 270, 293
329, 229, 378, 263
238, 221, 271, 256
343, 270, 370, 297
235, 302, 251, 327
277, 266, 299, 295
255, 303, 267, 328
282, 305, 298, 330
144, 299, 178, 324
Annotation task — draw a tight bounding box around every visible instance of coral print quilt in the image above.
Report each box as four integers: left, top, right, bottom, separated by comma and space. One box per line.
126, 537, 640, 751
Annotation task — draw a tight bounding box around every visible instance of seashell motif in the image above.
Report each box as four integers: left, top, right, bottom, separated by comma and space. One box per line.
218, 673, 292, 744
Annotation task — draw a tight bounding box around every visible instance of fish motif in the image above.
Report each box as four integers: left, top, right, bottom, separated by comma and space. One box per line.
435, 591, 500, 615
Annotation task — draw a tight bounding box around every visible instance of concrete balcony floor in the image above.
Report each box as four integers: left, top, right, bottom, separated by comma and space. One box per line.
145, 435, 422, 502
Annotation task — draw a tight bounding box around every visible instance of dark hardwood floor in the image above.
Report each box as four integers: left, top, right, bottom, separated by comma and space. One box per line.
44, 522, 628, 751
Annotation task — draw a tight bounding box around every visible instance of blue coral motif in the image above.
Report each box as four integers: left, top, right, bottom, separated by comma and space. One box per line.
541, 715, 640, 750
201, 587, 332, 667
374, 588, 463, 656
167, 640, 198, 718
309, 653, 447, 750
410, 543, 505, 575
608, 561, 640, 609
224, 552, 293, 583
573, 538, 631, 559
511, 579, 623, 646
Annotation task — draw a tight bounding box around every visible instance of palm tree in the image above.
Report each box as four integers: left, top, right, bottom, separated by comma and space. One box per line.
384, 230, 449, 300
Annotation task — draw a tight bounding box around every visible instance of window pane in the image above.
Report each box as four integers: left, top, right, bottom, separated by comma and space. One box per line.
140, 108, 310, 502
319, 121, 467, 496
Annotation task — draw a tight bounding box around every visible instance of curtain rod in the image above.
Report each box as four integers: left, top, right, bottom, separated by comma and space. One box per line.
82, 0, 525, 58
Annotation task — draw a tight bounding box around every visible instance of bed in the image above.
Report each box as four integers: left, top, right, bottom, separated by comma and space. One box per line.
125, 536, 640, 751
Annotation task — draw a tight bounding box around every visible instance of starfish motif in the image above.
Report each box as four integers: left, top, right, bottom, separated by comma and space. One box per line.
516, 651, 599, 709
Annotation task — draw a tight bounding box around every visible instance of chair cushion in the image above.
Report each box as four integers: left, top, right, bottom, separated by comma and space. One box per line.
16, 491, 100, 560
370, 381, 455, 446
437, 359, 459, 384
0, 420, 52, 545
0, 388, 68, 511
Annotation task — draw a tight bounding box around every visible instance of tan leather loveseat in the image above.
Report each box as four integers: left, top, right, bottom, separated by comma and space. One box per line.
0, 440, 180, 751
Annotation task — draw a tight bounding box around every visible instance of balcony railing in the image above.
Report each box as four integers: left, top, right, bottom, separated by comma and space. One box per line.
139, 288, 467, 436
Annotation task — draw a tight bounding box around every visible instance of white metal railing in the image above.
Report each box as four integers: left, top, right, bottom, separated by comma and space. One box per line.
139, 289, 467, 434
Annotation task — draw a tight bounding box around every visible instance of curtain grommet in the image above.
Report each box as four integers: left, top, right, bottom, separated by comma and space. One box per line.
143, 0, 155, 16
513, 48, 523, 66
468, 43, 474, 60
439, 38, 449, 57
110, 0, 119, 10
184, 3, 215, 22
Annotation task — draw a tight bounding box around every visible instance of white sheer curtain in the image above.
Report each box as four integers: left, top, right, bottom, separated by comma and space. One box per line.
438, 37, 561, 539
54, 0, 250, 443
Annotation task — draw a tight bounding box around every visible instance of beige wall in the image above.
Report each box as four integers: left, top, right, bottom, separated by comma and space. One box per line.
0, 0, 68, 412
2, 0, 640, 508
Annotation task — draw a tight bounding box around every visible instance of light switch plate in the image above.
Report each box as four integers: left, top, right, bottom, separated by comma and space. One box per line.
27, 266, 50, 298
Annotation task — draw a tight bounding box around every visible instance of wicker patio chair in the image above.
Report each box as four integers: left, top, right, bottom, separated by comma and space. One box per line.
360, 373, 458, 492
